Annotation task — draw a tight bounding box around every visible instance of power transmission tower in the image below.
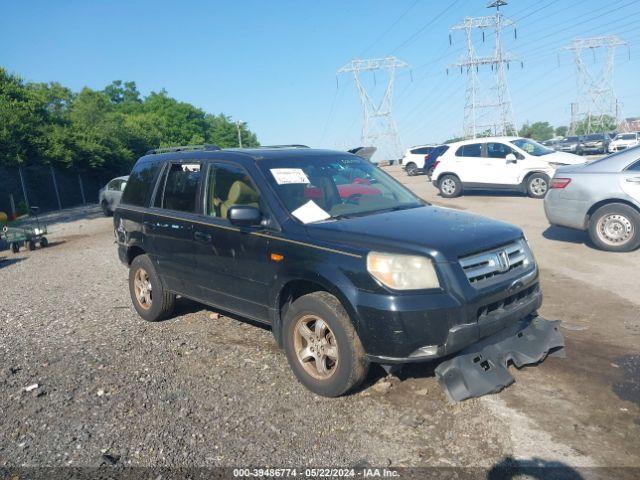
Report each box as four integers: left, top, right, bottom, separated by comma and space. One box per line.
337, 56, 409, 160
563, 36, 629, 134
449, 0, 519, 138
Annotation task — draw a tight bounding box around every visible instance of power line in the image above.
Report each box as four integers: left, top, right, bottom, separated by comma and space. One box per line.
358, 0, 422, 57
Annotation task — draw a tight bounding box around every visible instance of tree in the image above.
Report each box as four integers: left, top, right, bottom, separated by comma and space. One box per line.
518, 121, 554, 141
0, 69, 260, 172
555, 126, 568, 137
574, 115, 617, 135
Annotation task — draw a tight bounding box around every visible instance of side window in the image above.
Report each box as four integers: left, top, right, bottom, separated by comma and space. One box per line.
160, 162, 202, 213
411, 147, 432, 155
121, 161, 162, 207
455, 143, 482, 157
487, 142, 515, 159
107, 179, 121, 191
627, 159, 640, 171
205, 163, 261, 219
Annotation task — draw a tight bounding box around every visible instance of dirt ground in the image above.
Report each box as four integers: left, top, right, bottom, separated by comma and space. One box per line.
0, 169, 638, 477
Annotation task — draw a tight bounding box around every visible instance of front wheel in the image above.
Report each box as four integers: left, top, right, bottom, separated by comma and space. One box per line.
283, 292, 369, 397
588, 204, 640, 252
27, 240, 36, 251
10, 242, 20, 254
40, 237, 49, 248
405, 162, 418, 176
128, 254, 175, 321
438, 174, 462, 198
526, 173, 549, 199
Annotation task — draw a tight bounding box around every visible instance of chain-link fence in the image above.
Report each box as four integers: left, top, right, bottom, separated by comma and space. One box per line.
0, 165, 125, 218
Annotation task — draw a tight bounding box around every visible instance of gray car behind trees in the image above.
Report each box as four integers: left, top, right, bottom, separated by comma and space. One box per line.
544, 146, 640, 251
98, 176, 129, 216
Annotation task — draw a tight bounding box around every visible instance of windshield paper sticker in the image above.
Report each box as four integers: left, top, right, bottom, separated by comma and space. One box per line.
291, 200, 330, 224
270, 168, 310, 185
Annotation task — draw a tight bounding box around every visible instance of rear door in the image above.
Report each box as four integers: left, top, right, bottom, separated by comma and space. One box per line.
621, 158, 640, 203
453, 143, 485, 183
146, 161, 202, 293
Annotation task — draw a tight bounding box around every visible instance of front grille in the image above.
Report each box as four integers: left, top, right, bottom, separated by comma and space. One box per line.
459, 239, 532, 285
477, 284, 539, 322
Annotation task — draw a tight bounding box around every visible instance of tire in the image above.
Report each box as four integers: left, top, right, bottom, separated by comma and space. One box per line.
27, 240, 36, 251
426, 166, 435, 178
588, 204, 640, 252
405, 162, 418, 176
525, 173, 550, 199
438, 174, 462, 198
128, 254, 175, 321
10, 243, 19, 254
101, 201, 112, 217
40, 237, 49, 248
282, 291, 369, 397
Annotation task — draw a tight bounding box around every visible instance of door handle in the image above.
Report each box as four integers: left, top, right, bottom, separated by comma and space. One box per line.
194, 231, 213, 243
625, 177, 640, 184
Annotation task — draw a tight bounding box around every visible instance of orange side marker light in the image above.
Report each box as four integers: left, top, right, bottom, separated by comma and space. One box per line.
270, 253, 284, 262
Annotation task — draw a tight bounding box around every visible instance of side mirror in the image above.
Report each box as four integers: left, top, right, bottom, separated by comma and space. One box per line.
227, 205, 262, 227
506, 153, 517, 163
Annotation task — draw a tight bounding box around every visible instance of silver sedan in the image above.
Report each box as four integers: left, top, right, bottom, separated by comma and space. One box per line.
544, 146, 640, 252
98, 175, 129, 216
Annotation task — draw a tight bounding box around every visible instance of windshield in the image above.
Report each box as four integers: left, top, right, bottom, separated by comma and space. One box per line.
510, 138, 554, 156
617, 133, 637, 140
259, 155, 423, 223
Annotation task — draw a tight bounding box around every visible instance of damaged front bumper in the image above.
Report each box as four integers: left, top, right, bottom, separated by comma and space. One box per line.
435, 316, 565, 402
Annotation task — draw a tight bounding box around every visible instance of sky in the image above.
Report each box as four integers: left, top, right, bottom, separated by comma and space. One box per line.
2, 0, 639, 158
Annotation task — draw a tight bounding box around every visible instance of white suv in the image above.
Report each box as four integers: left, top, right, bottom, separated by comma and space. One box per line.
401, 145, 446, 176
431, 137, 585, 199
609, 132, 639, 152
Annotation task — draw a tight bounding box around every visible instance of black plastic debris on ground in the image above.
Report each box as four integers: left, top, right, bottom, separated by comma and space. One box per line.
435, 316, 565, 402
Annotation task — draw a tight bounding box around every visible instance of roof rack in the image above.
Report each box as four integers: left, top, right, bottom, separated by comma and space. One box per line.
146, 144, 221, 155
260, 144, 310, 149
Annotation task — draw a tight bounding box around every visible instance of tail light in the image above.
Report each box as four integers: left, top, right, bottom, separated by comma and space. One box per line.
424, 154, 431, 161
551, 178, 571, 189
433, 160, 440, 170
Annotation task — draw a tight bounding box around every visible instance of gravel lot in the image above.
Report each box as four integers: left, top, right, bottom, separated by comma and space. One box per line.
1, 171, 638, 475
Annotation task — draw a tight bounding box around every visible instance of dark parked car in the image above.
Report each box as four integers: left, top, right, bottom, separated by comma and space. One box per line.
580, 133, 611, 155
114, 145, 563, 398
402, 145, 449, 177
556, 136, 583, 155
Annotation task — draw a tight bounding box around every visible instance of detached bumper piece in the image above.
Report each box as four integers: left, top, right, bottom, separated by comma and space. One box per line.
435, 316, 565, 402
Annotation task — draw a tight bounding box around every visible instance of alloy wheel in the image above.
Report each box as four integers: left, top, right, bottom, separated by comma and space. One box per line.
530, 177, 548, 196
441, 178, 456, 195
293, 315, 339, 380
133, 268, 153, 310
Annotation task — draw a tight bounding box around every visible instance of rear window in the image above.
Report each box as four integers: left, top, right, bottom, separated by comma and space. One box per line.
121, 161, 162, 207
410, 147, 434, 155
455, 143, 482, 157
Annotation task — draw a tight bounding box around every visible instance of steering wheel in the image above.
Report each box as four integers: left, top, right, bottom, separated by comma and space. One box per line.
344, 194, 363, 205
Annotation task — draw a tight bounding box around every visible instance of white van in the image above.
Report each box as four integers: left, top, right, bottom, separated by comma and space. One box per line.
431, 137, 585, 199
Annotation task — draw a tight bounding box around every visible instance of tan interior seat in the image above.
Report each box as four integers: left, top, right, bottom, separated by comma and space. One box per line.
220, 180, 260, 219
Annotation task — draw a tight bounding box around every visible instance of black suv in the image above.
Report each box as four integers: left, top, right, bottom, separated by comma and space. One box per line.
115, 145, 561, 398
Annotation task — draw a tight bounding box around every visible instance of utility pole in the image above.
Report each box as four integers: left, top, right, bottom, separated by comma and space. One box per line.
236, 120, 243, 148
337, 56, 409, 161
449, 0, 519, 138
563, 36, 629, 134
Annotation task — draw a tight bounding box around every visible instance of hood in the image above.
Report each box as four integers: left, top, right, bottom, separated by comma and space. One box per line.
540, 151, 586, 165
308, 205, 523, 261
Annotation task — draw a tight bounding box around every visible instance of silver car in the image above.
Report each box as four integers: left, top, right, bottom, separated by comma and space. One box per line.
544, 146, 640, 252
98, 175, 129, 216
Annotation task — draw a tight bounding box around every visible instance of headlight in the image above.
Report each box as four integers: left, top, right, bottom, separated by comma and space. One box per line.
366, 252, 440, 290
